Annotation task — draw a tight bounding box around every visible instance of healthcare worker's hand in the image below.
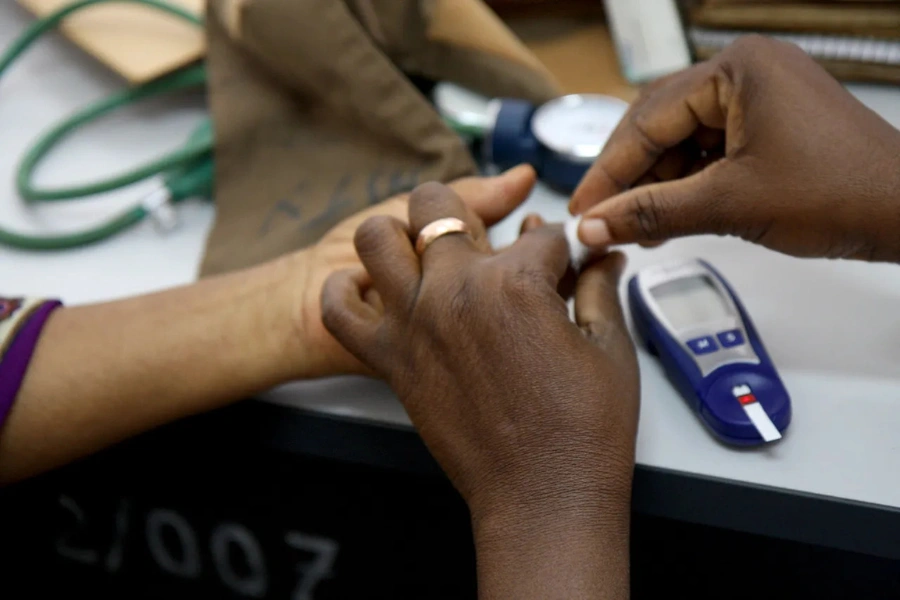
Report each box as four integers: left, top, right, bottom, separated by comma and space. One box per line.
570, 35, 900, 263
293, 165, 538, 379
322, 183, 639, 599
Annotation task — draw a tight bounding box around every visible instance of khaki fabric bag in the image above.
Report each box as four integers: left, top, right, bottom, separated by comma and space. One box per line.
201, 0, 560, 275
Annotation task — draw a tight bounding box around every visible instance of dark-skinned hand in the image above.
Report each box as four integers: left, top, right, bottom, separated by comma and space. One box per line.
321, 182, 639, 599
570, 35, 900, 263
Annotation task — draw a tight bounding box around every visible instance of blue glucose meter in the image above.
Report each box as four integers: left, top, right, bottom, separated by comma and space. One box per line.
628, 259, 791, 446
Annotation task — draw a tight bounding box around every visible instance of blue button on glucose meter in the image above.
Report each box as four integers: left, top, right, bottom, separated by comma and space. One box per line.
484, 94, 628, 193
628, 259, 791, 446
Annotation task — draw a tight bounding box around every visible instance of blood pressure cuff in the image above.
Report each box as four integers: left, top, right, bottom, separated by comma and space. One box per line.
200, 0, 560, 275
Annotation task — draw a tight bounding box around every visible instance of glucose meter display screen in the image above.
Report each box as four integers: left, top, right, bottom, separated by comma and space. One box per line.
651, 276, 731, 329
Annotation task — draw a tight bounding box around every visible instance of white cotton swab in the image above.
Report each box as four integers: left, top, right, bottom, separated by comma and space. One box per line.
564, 216, 591, 271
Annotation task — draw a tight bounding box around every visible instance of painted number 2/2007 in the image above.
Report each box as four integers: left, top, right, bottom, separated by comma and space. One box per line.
55, 495, 339, 600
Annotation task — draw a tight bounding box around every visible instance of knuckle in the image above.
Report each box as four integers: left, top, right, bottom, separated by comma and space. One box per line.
409, 181, 453, 210
711, 59, 738, 99
635, 64, 693, 106
529, 225, 570, 258
593, 160, 629, 197
727, 33, 775, 57
500, 266, 552, 303
418, 266, 479, 324
637, 64, 697, 103
320, 305, 341, 333
353, 215, 397, 254
631, 189, 666, 240
320, 287, 346, 332
639, 72, 674, 99
629, 111, 665, 159
447, 275, 480, 321
722, 34, 802, 78
718, 35, 770, 83
633, 88, 658, 111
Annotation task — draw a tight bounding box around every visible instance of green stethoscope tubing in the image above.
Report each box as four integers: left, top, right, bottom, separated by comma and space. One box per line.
0, 0, 209, 250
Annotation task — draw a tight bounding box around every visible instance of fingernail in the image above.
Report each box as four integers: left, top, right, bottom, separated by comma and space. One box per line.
579, 218, 611, 247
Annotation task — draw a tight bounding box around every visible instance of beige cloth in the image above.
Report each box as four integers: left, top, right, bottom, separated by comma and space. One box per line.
201, 0, 560, 275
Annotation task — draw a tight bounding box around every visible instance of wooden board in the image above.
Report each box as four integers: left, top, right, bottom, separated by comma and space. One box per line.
16, 0, 204, 83
690, 2, 900, 37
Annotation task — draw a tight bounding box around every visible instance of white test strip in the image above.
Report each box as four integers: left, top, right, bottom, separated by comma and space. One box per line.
564, 216, 590, 271
743, 402, 782, 443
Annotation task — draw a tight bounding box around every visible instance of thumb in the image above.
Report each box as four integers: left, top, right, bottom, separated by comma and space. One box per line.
577, 162, 732, 248
449, 164, 537, 227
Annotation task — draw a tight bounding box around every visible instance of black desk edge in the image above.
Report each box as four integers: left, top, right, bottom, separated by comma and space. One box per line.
165, 398, 900, 561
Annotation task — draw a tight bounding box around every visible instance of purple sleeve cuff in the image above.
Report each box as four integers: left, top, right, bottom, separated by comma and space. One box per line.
0, 301, 63, 432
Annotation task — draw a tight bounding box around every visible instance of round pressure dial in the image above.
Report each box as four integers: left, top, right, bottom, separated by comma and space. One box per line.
531, 94, 628, 162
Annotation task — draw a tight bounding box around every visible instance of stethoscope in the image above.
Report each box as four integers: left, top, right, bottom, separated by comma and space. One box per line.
2, 1, 627, 250
1, 0, 211, 250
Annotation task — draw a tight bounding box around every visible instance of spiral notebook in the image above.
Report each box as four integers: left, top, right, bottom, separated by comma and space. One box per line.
690, 28, 900, 84
686, 1, 900, 84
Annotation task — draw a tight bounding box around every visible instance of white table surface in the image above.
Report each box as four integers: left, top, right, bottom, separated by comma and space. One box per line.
3, 5, 900, 513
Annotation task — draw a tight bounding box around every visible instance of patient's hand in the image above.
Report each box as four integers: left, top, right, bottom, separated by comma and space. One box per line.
292, 165, 538, 379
